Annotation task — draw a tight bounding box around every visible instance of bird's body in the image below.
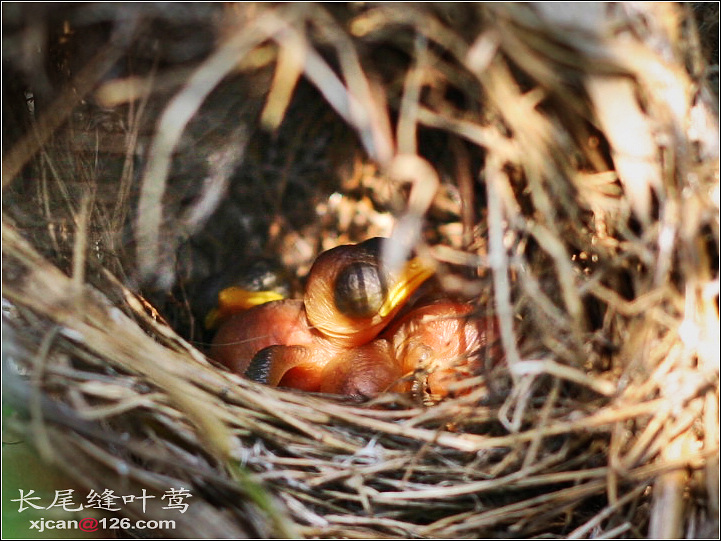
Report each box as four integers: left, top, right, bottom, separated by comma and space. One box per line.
209, 299, 315, 376
385, 301, 501, 399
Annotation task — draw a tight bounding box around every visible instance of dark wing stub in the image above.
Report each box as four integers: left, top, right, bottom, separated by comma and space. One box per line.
244, 346, 278, 384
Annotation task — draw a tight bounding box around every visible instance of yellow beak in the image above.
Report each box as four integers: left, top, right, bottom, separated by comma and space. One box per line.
205, 287, 285, 329
378, 256, 436, 318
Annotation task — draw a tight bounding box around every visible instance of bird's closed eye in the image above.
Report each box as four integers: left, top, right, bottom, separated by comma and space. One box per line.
333, 262, 387, 318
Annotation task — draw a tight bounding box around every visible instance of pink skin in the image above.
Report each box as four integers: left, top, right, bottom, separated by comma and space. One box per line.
384, 302, 501, 398
209, 300, 316, 376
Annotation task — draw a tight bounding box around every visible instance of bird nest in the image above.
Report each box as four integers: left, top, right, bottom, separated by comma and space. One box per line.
2, 3, 719, 539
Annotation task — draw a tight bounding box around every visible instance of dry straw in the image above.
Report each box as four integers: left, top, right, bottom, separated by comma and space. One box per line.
2, 3, 718, 538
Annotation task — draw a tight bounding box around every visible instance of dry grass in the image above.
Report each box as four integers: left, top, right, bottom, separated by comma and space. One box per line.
2, 3, 718, 538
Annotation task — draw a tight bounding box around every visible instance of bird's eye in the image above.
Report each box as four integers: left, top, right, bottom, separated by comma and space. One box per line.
333, 262, 387, 318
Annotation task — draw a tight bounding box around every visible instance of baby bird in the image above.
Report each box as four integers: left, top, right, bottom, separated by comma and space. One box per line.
209, 238, 435, 396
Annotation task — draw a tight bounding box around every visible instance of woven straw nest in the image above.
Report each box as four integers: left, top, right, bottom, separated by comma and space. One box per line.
2, 3, 719, 539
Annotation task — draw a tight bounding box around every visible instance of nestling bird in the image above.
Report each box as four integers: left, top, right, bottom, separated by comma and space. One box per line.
208, 237, 501, 398
209, 238, 434, 394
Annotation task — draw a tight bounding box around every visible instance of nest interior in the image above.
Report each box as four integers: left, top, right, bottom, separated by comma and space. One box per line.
2, 3, 719, 539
